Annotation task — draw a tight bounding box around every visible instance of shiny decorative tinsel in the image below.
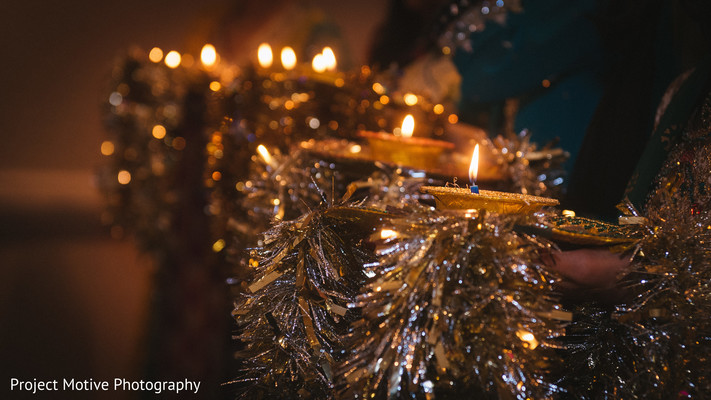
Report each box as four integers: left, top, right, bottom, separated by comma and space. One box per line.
341, 205, 566, 399
230, 205, 388, 399
622, 136, 711, 397
553, 304, 648, 398
220, 138, 445, 280
560, 137, 711, 398
437, 0, 522, 53
488, 130, 568, 198
220, 65, 450, 153
207, 65, 453, 274
98, 50, 234, 398
98, 50, 220, 252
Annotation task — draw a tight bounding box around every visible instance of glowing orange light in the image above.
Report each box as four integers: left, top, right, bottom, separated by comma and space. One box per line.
257, 43, 273, 68
117, 170, 131, 185
403, 93, 418, 106
148, 47, 164, 63
312, 53, 327, 73
200, 44, 217, 67
516, 329, 539, 349
469, 144, 480, 184
372, 82, 385, 94
209, 81, 221, 91
164, 51, 181, 68
280, 47, 296, 70
152, 124, 166, 139
380, 229, 398, 239
212, 239, 225, 252
448, 113, 459, 124
257, 144, 273, 165
400, 114, 415, 138
321, 47, 337, 71
433, 104, 444, 114
100, 141, 115, 156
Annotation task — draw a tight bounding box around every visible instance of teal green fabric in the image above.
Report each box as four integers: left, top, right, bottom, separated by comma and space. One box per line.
453, 0, 603, 166
624, 58, 711, 211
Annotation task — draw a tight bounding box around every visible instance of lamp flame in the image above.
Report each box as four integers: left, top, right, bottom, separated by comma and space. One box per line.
200, 44, 217, 67
516, 329, 539, 349
280, 46, 296, 70
400, 114, 415, 138
312, 53, 327, 73
257, 43, 273, 68
256, 144, 273, 165
380, 229, 398, 240
164, 51, 181, 68
469, 144, 479, 184
322, 47, 337, 71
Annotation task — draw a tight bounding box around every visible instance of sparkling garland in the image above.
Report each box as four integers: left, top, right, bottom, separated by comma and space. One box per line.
436, 0, 522, 53
96, 45, 711, 400
487, 129, 568, 197
230, 205, 387, 399
97, 50, 220, 252
559, 136, 711, 398
205, 63, 454, 276
340, 205, 565, 399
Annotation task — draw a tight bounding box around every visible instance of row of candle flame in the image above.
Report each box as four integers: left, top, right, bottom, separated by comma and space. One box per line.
257, 43, 337, 73
119, 41, 481, 188
144, 42, 337, 75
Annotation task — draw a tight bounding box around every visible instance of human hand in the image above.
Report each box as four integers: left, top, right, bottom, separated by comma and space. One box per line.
542, 248, 632, 304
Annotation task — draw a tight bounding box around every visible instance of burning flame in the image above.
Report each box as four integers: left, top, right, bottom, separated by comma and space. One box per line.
400, 114, 415, 138
380, 229, 398, 240
311, 53, 327, 73
469, 144, 480, 184
256, 144, 273, 165
257, 43, 273, 68
280, 47, 296, 70
516, 329, 539, 349
200, 44, 217, 67
321, 47, 337, 71
164, 51, 181, 68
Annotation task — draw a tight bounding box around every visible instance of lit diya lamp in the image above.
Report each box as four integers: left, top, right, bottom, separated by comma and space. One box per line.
306, 46, 345, 86
359, 114, 455, 170
421, 144, 559, 214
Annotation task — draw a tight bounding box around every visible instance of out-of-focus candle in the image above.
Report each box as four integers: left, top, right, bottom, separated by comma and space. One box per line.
469, 144, 479, 194
280, 46, 296, 70
164, 51, 181, 68
257, 43, 273, 68
399, 114, 415, 138
257, 144, 276, 168
200, 44, 217, 68
358, 114, 454, 170
312, 53, 327, 73
321, 47, 337, 71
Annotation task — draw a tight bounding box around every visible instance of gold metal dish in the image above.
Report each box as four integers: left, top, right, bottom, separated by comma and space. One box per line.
358, 131, 454, 171
420, 186, 559, 214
